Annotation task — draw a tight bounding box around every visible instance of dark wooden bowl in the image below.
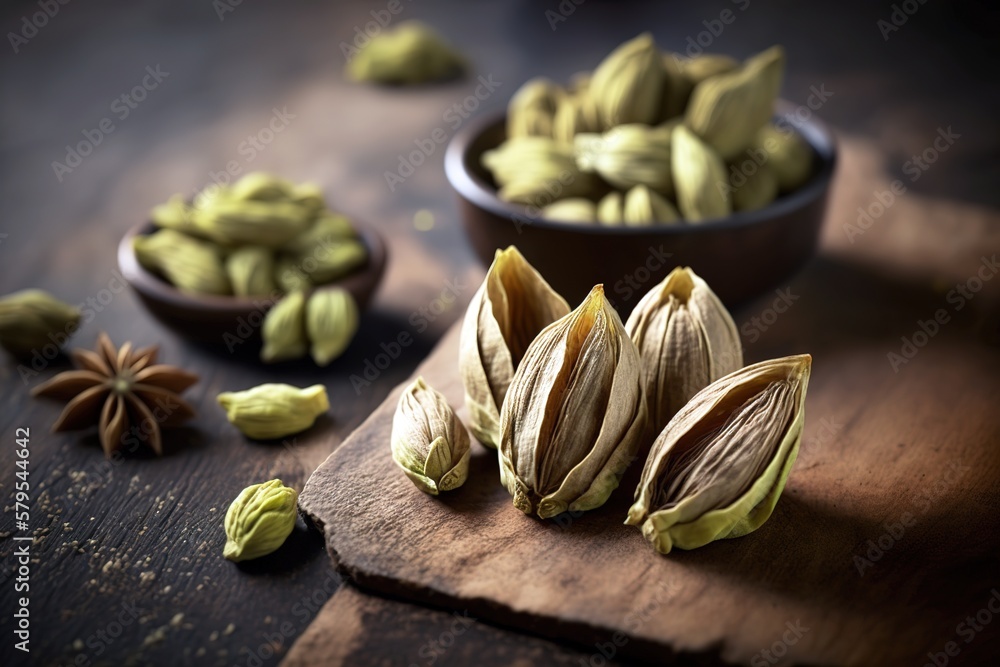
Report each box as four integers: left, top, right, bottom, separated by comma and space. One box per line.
118, 220, 387, 348
445, 102, 836, 314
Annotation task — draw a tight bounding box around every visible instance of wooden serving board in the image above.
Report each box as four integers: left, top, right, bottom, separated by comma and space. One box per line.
297, 141, 1000, 666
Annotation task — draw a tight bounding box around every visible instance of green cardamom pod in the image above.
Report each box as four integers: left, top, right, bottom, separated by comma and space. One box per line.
575, 124, 673, 196
732, 161, 779, 212
659, 53, 692, 121
597, 191, 624, 226
223, 479, 298, 561
681, 53, 739, 86
507, 77, 562, 139
623, 185, 680, 225
346, 21, 464, 84
305, 288, 359, 366
133, 229, 232, 296
150, 194, 201, 236
260, 291, 307, 363
218, 383, 329, 440
627, 355, 811, 554
0, 290, 81, 357
290, 182, 327, 215
590, 33, 664, 126
552, 93, 601, 144
391, 377, 471, 495
192, 198, 313, 248
226, 246, 277, 298
230, 172, 297, 202
283, 213, 358, 257
274, 255, 311, 293
482, 137, 595, 206
541, 198, 597, 223
755, 125, 813, 192
671, 125, 731, 222
301, 238, 368, 285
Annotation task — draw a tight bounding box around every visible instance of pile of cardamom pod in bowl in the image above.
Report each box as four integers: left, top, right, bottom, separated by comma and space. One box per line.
118, 172, 387, 361
446, 34, 836, 309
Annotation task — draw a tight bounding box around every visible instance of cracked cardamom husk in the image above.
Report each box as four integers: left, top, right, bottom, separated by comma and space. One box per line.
260, 291, 307, 363
459, 246, 569, 448
306, 288, 358, 366
0, 290, 81, 357
391, 377, 471, 495
590, 33, 664, 126
223, 479, 298, 561
626, 354, 811, 554
498, 285, 647, 519
218, 383, 329, 440
672, 125, 731, 222
625, 266, 742, 434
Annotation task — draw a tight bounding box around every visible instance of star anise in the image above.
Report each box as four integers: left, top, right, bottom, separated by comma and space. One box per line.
32, 332, 198, 457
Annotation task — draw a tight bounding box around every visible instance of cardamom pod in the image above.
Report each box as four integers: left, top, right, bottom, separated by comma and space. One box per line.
482, 137, 594, 206
223, 479, 298, 561
282, 213, 358, 256
300, 238, 367, 285
226, 246, 277, 297
230, 172, 297, 202
391, 377, 471, 495
623, 185, 680, 225
541, 198, 597, 223
192, 198, 313, 248
459, 246, 569, 448
575, 124, 673, 196
274, 255, 311, 293
133, 229, 232, 296
755, 125, 813, 192
552, 93, 601, 144
624, 267, 742, 434
671, 125, 731, 222
507, 77, 562, 139
0, 290, 81, 357
306, 288, 358, 366
218, 383, 329, 439
590, 33, 664, 126
150, 194, 201, 236
681, 53, 739, 85
596, 191, 624, 226
732, 161, 779, 212
659, 53, 692, 120
346, 21, 464, 84
685, 46, 785, 160
290, 182, 327, 214
626, 355, 811, 554
260, 291, 307, 363
498, 285, 647, 519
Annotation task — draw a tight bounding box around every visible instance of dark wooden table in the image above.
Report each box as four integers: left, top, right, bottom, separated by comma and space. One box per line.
1, 1, 998, 666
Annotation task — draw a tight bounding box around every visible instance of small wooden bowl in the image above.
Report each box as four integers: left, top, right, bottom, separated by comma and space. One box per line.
445, 101, 837, 314
118, 221, 387, 347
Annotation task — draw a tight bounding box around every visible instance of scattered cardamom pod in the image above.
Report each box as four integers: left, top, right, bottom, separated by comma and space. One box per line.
755, 125, 813, 192
459, 246, 570, 448
134, 229, 232, 295
218, 383, 329, 440
681, 53, 739, 86
305, 288, 358, 366
301, 238, 368, 285
541, 198, 597, 223
498, 285, 647, 519
575, 124, 673, 196
623, 185, 680, 225
0, 290, 81, 357
626, 355, 811, 554
507, 77, 562, 139
732, 161, 779, 212
223, 479, 298, 562
671, 125, 731, 222
482, 137, 595, 206
226, 246, 277, 297
346, 21, 464, 85
260, 291, 307, 363
686, 46, 785, 160
597, 191, 624, 226
590, 33, 664, 126
391, 377, 471, 495
624, 266, 742, 434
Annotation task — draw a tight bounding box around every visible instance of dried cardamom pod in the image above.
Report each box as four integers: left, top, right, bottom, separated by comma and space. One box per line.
133, 229, 232, 295
552, 93, 601, 144
346, 21, 464, 84
282, 213, 358, 256
575, 124, 673, 196
507, 77, 562, 139
626, 355, 812, 554
482, 137, 594, 206
686, 46, 785, 160
659, 53, 692, 120
301, 238, 367, 285
218, 383, 329, 440
0, 290, 80, 357
541, 198, 597, 223
150, 194, 201, 236
226, 246, 277, 297
498, 285, 647, 519
625, 266, 742, 433
223, 479, 298, 561
274, 255, 311, 293
681, 53, 739, 86
290, 182, 327, 214
671, 125, 731, 222
755, 125, 813, 192
590, 33, 664, 126
623, 185, 680, 225
192, 198, 313, 248
305, 288, 358, 366
260, 291, 307, 363
597, 191, 624, 226
732, 161, 779, 212
459, 246, 569, 448
230, 172, 297, 202
391, 377, 471, 495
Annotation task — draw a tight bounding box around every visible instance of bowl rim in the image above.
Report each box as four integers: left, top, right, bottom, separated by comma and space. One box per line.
445, 99, 838, 235
118, 218, 387, 314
